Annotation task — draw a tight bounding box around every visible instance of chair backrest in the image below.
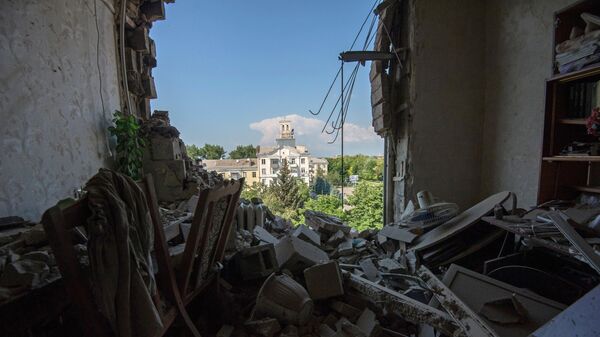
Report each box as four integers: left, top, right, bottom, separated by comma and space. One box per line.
42, 198, 113, 337
41, 175, 163, 337
177, 178, 244, 297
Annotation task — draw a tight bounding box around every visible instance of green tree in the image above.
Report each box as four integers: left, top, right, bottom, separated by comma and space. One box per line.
303, 195, 344, 219
198, 144, 226, 159
312, 176, 331, 195
241, 181, 268, 201
186, 144, 202, 159
346, 181, 384, 231
229, 144, 257, 159
266, 160, 309, 224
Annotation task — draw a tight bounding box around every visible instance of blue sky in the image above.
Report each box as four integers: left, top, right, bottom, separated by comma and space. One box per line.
151, 1, 384, 157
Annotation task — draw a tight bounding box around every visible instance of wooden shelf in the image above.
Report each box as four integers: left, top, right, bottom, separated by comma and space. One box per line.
543, 156, 600, 162
558, 118, 586, 125
569, 185, 600, 193
548, 63, 600, 83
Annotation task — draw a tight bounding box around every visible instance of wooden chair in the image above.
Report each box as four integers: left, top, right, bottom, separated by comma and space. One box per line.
42, 174, 201, 337
176, 178, 244, 300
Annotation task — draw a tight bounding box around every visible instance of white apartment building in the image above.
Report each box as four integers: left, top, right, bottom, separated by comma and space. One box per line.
257, 120, 328, 186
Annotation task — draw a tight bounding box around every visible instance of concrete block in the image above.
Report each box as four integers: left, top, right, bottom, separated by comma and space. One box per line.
377, 258, 404, 273
327, 230, 346, 246
244, 318, 281, 337
356, 309, 381, 337
335, 239, 354, 257
378, 225, 417, 243
335, 317, 367, 337
330, 301, 361, 322
304, 261, 344, 300
127, 26, 149, 51
253, 226, 279, 245
359, 259, 379, 282
274, 236, 329, 272
236, 243, 278, 280
142, 75, 157, 99
140, 0, 165, 22
318, 323, 336, 337
151, 135, 182, 160
293, 225, 321, 246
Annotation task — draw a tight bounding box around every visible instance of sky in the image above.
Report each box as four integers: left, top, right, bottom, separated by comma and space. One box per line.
151, 1, 384, 157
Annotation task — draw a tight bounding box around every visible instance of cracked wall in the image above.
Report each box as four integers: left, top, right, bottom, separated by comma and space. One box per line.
398, 0, 577, 213
0, 0, 120, 220
481, 0, 574, 206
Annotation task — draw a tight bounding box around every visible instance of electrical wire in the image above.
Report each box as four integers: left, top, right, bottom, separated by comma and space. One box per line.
309, 0, 380, 119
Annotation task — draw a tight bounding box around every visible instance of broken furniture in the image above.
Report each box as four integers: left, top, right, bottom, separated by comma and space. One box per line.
42, 173, 201, 337
430, 264, 566, 337
175, 178, 244, 299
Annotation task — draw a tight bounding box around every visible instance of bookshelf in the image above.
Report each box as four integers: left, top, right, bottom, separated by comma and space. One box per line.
538, 0, 600, 203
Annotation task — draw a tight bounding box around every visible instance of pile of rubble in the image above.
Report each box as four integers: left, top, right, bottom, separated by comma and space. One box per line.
0, 216, 61, 303
142, 110, 223, 203
188, 190, 600, 337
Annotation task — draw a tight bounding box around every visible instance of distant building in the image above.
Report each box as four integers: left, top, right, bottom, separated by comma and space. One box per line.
257, 120, 328, 186
203, 158, 259, 185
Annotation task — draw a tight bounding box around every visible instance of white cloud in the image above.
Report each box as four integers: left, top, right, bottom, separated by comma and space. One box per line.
249, 114, 379, 147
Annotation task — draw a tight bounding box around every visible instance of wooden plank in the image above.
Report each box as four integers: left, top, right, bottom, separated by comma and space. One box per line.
542, 156, 600, 162
418, 266, 498, 337
343, 272, 461, 336
548, 212, 600, 274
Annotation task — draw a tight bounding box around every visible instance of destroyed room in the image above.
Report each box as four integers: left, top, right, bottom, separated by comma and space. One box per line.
2, 0, 600, 336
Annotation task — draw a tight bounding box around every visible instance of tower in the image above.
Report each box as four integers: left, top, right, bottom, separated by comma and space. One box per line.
276, 119, 296, 148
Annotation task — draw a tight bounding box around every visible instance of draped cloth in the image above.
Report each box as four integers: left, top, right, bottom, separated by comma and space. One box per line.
85, 169, 163, 337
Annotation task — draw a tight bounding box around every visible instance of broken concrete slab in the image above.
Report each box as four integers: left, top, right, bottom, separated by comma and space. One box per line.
378, 225, 418, 243
336, 317, 367, 337
356, 308, 381, 337
244, 318, 281, 337
254, 226, 280, 245
327, 230, 346, 246
319, 323, 336, 337
304, 261, 344, 300
359, 259, 380, 282
377, 258, 404, 273
275, 236, 329, 272
330, 301, 361, 322
236, 243, 278, 280
305, 210, 351, 234
293, 225, 321, 246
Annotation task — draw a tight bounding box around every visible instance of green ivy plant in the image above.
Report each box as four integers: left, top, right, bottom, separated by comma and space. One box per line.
108, 110, 145, 180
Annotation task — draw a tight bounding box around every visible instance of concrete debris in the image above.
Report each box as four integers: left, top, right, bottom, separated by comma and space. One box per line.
293, 225, 321, 246
304, 261, 344, 300
235, 244, 278, 280
275, 236, 329, 272
254, 226, 280, 245
4, 173, 600, 337
244, 318, 281, 337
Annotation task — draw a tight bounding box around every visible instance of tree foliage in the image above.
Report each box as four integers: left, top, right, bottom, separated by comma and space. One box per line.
193, 143, 226, 159
303, 195, 344, 219
186, 144, 202, 159
346, 181, 384, 231
312, 176, 331, 195
229, 144, 257, 159
327, 155, 384, 186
